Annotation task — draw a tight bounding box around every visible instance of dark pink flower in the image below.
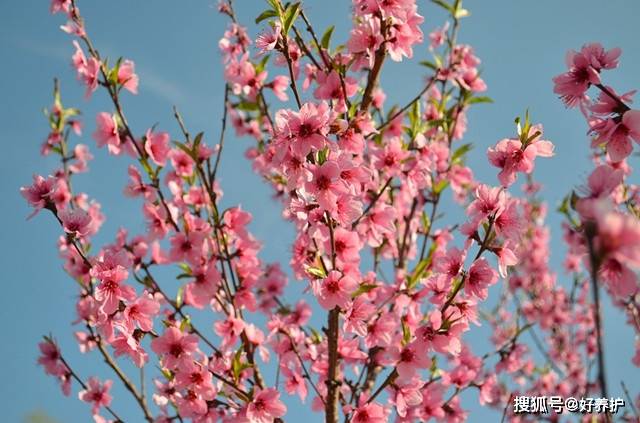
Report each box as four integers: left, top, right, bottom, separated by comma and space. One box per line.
92, 113, 121, 155
59, 207, 92, 237
117, 60, 139, 94
246, 388, 287, 423
151, 327, 199, 369
78, 377, 113, 415
465, 258, 498, 300
312, 270, 358, 310
144, 129, 170, 166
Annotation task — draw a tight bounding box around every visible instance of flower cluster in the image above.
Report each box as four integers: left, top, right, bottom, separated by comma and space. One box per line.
23, 0, 640, 422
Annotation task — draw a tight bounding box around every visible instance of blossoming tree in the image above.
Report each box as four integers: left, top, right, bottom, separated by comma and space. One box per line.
23, 0, 640, 421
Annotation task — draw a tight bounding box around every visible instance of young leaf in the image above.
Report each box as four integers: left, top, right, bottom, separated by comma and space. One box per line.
451, 143, 473, 163
431, 0, 454, 13
468, 96, 493, 104
352, 283, 378, 298
305, 265, 327, 279
320, 25, 335, 50
175, 285, 184, 308
283, 2, 301, 34
402, 319, 411, 345
255, 9, 277, 24
193, 132, 204, 149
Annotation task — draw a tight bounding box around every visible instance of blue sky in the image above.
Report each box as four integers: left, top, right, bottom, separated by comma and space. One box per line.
2, 1, 640, 422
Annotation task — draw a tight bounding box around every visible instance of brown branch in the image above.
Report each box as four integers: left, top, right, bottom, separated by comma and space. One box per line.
359, 19, 388, 112
88, 327, 154, 422
50, 339, 125, 422
351, 177, 393, 229
585, 224, 608, 399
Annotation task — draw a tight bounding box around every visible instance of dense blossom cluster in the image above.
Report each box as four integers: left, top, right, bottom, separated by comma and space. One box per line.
22, 0, 640, 422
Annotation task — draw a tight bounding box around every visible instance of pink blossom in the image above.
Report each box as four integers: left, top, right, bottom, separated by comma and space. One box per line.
487, 125, 554, 187
117, 60, 139, 94
435, 247, 466, 280
246, 388, 287, 423
78, 377, 113, 415
305, 161, 348, 213
312, 270, 358, 310
255, 22, 281, 53
50, 0, 71, 14
389, 343, 430, 379
111, 331, 148, 367
184, 264, 220, 309
465, 258, 498, 300
151, 327, 199, 369
281, 366, 307, 401
175, 361, 216, 400
553, 43, 621, 107
269, 75, 290, 101
314, 71, 357, 103
495, 242, 518, 278
91, 249, 136, 315
213, 316, 245, 348
429, 22, 449, 50
37, 340, 64, 376
21, 174, 57, 215
123, 293, 159, 332
344, 296, 375, 336
59, 207, 92, 237
590, 109, 640, 162
351, 402, 387, 423
467, 184, 506, 225
328, 227, 362, 265
92, 113, 121, 155
412, 311, 461, 355
71, 41, 100, 98
144, 129, 170, 166
276, 102, 330, 157
170, 148, 195, 177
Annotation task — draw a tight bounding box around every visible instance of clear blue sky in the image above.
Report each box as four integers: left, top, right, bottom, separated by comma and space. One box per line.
2, 1, 639, 422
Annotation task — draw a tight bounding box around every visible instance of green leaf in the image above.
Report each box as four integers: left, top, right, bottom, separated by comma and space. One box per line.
433, 179, 449, 195
407, 258, 430, 289
569, 190, 580, 211
468, 96, 493, 104
320, 25, 335, 50
193, 132, 204, 149
282, 2, 300, 34
266, 0, 280, 13
255, 9, 277, 24
305, 265, 327, 279
236, 101, 260, 112
557, 194, 570, 215
309, 327, 323, 344
232, 348, 243, 380
255, 55, 271, 74
179, 315, 192, 332
431, 0, 454, 13
401, 319, 411, 345
352, 283, 378, 298
451, 143, 473, 164
419, 60, 439, 71
421, 211, 431, 231
175, 285, 184, 308
454, 7, 470, 18
317, 147, 328, 165
107, 57, 123, 86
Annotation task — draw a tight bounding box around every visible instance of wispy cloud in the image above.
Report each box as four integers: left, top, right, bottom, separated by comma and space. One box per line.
136, 65, 186, 104
15, 37, 70, 62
